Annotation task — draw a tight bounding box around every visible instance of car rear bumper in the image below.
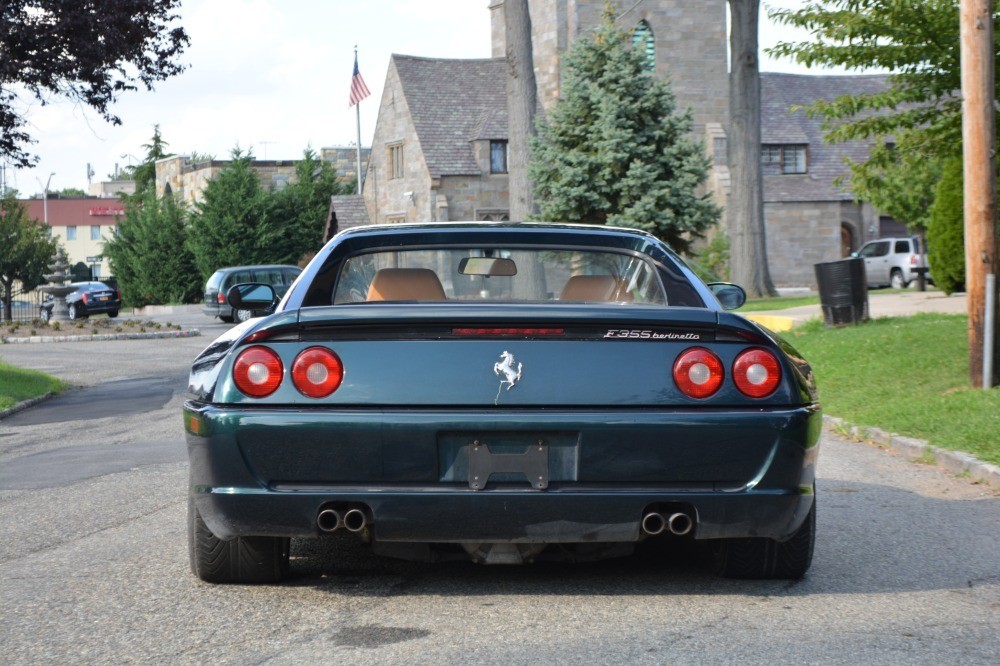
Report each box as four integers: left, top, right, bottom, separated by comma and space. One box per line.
202, 303, 232, 318
185, 402, 821, 543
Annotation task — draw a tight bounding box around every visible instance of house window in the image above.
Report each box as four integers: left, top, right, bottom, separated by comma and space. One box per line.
490, 141, 508, 174
385, 214, 406, 224
388, 142, 404, 180
90, 225, 101, 241
66, 226, 77, 240
632, 20, 655, 72
761, 144, 808, 174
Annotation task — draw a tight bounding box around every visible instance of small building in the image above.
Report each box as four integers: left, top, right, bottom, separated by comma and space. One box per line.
21, 197, 124, 279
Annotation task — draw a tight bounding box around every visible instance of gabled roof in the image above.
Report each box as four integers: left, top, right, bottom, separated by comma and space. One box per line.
761, 73, 891, 203
324, 195, 370, 242
393, 55, 508, 178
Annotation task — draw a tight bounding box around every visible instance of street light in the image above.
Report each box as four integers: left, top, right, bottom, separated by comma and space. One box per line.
36, 172, 55, 226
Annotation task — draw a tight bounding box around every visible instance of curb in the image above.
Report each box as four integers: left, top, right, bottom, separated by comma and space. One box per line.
0, 391, 55, 420
1, 329, 200, 345
823, 414, 1000, 490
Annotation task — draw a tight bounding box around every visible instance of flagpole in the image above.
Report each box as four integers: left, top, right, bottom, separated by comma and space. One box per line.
354, 46, 362, 196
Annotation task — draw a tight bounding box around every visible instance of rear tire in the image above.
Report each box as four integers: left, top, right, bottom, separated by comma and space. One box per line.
40, 308, 51, 323
188, 497, 289, 584
108, 310, 119, 318
711, 498, 815, 579
890, 269, 907, 290
68, 303, 82, 320
235, 308, 253, 323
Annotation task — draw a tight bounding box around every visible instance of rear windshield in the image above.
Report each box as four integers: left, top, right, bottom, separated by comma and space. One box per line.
331, 248, 666, 305
206, 271, 224, 291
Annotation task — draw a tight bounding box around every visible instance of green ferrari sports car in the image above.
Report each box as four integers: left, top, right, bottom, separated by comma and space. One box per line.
184, 222, 820, 583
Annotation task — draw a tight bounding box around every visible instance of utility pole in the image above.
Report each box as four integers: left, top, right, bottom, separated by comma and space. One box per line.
960, 0, 999, 387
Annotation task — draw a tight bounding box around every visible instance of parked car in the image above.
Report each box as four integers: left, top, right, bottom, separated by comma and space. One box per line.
184, 223, 820, 583
202, 265, 302, 323
40, 282, 121, 321
854, 236, 931, 289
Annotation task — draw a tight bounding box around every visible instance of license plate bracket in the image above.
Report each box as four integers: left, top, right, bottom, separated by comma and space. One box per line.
468, 439, 548, 490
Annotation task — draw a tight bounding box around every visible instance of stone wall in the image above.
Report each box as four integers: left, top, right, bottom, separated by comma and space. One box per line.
490, 0, 729, 137
321, 146, 371, 186
763, 200, 883, 287
436, 173, 511, 222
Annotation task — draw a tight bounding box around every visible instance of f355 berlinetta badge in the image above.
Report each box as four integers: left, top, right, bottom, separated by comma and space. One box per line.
493, 350, 522, 404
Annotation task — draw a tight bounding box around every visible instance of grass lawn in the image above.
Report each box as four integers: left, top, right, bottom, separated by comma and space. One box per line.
0, 360, 68, 412
738, 294, 819, 312
786, 313, 1000, 466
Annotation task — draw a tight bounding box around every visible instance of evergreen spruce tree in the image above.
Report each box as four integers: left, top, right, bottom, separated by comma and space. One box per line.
262, 148, 345, 266
186, 148, 269, 280
529, 7, 719, 253
104, 191, 199, 306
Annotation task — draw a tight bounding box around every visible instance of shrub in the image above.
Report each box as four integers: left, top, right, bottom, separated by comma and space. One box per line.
927, 158, 965, 294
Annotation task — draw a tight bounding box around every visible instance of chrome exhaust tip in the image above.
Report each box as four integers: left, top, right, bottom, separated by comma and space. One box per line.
641, 511, 667, 536
317, 508, 343, 532
667, 512, 693, 536
343, 508, 368, 532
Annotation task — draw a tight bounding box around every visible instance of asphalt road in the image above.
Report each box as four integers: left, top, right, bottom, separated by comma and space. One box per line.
1, 326, 998, 665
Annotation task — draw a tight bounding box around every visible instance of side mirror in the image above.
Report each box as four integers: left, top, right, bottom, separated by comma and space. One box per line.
227, 282, 276, 310
707, 282, 747, 311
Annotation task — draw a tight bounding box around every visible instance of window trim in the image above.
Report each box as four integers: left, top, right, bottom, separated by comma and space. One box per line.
387, 142, 404, 180
761, 144, 808, 174
489, 140, 508, 174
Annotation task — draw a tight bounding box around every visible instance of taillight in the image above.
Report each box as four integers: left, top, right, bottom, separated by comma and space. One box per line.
116, 290, 122, 300
292, 347, 344, 398
910, 255, 917, 266
673, 347, 724, 398
233, 346, 283, 398
733, 348, 782, 398
217, 292, 226, 304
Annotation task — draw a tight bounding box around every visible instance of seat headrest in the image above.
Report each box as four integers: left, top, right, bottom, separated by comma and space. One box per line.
366, 268, 447, 302
560, 275, 622, 302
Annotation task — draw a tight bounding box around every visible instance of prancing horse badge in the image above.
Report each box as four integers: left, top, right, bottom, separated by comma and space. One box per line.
493, 351, 522, 403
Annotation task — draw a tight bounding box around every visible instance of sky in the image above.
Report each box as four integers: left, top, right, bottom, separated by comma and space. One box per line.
6, 0, 830, 197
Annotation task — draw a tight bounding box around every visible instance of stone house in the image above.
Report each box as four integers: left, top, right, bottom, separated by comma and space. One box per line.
327, 0, 896, 287
155, 146, 370, 206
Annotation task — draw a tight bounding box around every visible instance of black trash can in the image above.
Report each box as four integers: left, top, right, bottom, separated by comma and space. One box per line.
814, 257, 869, 327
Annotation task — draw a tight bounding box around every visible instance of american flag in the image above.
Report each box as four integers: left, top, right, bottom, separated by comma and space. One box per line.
349, 53, 371, 107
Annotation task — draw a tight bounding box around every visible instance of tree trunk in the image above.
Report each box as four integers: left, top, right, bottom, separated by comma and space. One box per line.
960, 0, 999, 387
504, 0, 537, 222
727, 0, 777, 298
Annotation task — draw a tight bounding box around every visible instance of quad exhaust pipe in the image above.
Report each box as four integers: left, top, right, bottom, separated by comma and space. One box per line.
641, 510, 694, 536
317, 507, 370, 533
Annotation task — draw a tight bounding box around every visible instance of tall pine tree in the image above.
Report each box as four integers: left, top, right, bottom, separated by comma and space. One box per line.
186, 148, 269, 280
529, 6, 719, 253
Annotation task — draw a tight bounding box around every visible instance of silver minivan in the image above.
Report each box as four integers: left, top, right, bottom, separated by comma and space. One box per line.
202, 265, 302, 323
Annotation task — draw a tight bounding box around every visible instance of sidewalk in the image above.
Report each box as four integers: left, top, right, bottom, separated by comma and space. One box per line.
747, 289, 968, 330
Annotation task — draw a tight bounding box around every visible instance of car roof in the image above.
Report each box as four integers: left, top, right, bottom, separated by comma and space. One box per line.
337, 221, 659, 242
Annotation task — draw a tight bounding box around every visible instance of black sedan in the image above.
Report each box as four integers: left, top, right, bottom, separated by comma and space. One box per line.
184, 223, 820, 583
40, 282, 121, 321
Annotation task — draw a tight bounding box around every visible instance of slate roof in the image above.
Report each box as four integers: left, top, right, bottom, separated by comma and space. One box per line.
761, 73, 891, 203
393, 55, 508, 178
324, 195, 370, 242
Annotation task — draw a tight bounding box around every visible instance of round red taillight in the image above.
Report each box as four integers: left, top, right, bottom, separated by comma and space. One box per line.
291, 347, 344, 398
733, 348, 782, 398
233, 346, 283, 398
673, 347, 724, 399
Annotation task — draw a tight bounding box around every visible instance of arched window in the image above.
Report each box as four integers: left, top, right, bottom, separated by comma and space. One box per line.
632, 20, 655, 72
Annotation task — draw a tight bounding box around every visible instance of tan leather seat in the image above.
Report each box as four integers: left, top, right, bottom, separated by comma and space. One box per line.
560, 275, 625, 302
366, 268, 447, 301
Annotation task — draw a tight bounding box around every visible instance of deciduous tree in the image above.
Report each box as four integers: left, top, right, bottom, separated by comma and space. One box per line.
529, 6, 719, 254
0, 0, 189, 168
0, 192, 57, 320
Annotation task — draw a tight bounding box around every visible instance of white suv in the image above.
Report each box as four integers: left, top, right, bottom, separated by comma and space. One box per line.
854, 237, 931, 289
